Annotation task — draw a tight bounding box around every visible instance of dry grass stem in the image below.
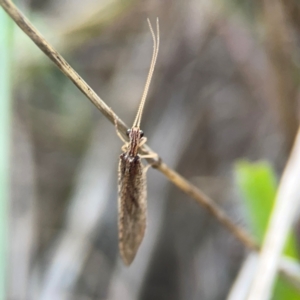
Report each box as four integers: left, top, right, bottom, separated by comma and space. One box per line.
227, 253, 258, 300
247, 128, 300, 300
156, 163, 258, 250
0, 0, 275, 262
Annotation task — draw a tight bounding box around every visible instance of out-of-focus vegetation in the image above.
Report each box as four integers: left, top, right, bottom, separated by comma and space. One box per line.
2, 0, 300, 299
235, 161, 299, 299
0, 6, 13, 300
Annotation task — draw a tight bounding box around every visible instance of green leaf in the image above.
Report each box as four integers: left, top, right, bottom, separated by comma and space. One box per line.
235, 160, 299, 299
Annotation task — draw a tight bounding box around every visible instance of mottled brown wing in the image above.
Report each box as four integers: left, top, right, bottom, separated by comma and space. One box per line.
118, 153, 147, 265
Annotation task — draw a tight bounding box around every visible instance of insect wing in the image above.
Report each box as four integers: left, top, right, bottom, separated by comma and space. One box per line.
118, 154, 147, 265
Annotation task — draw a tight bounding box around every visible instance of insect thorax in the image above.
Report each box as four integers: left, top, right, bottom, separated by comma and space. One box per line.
127, 127, 144, 157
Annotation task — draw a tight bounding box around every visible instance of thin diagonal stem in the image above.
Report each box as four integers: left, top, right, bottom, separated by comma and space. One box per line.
0, 0, 257, 252
156, 163, 258, 250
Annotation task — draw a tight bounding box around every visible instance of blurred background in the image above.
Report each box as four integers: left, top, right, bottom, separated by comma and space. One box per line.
1, 0, 300, 299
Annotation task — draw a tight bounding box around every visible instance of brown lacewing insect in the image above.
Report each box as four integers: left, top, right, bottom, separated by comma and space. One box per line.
114, 19, 159, 265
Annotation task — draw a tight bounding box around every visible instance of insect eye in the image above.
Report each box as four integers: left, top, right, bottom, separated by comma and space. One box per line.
126, 129, 131, 136
140, 130, 144, 138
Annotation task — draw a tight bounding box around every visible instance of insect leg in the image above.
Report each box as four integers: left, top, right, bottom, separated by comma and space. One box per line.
140, 152, 159, 160
143, 163, 152, 174
139, 137, 147, 147
142, 156, 159, 174
121, 144, 128, 152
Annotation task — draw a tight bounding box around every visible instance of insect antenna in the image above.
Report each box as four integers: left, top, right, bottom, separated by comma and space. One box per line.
132, 18, 160, 129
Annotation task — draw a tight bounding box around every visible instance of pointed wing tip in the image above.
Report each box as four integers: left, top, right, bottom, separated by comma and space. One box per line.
120, 249, 136, 266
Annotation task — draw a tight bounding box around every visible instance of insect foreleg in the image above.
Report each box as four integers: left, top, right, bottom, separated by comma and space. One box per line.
140, 152, 158, 159
142, 154, 159, 174
139, 137, 147, 147
121, 144, 129, 152
143, 163, 152, 174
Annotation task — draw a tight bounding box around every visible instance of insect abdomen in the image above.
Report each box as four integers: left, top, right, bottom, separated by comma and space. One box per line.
118, 154, 147, 265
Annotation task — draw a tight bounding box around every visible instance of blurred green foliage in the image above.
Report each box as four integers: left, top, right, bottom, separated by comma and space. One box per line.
235, 160, 300, 299
0, 7, 14, 300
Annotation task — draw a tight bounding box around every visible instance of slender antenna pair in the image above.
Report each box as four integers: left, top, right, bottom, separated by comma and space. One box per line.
133, 18, 160, 128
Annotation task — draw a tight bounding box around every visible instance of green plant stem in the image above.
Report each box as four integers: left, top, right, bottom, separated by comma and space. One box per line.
0, 6, 13, 299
